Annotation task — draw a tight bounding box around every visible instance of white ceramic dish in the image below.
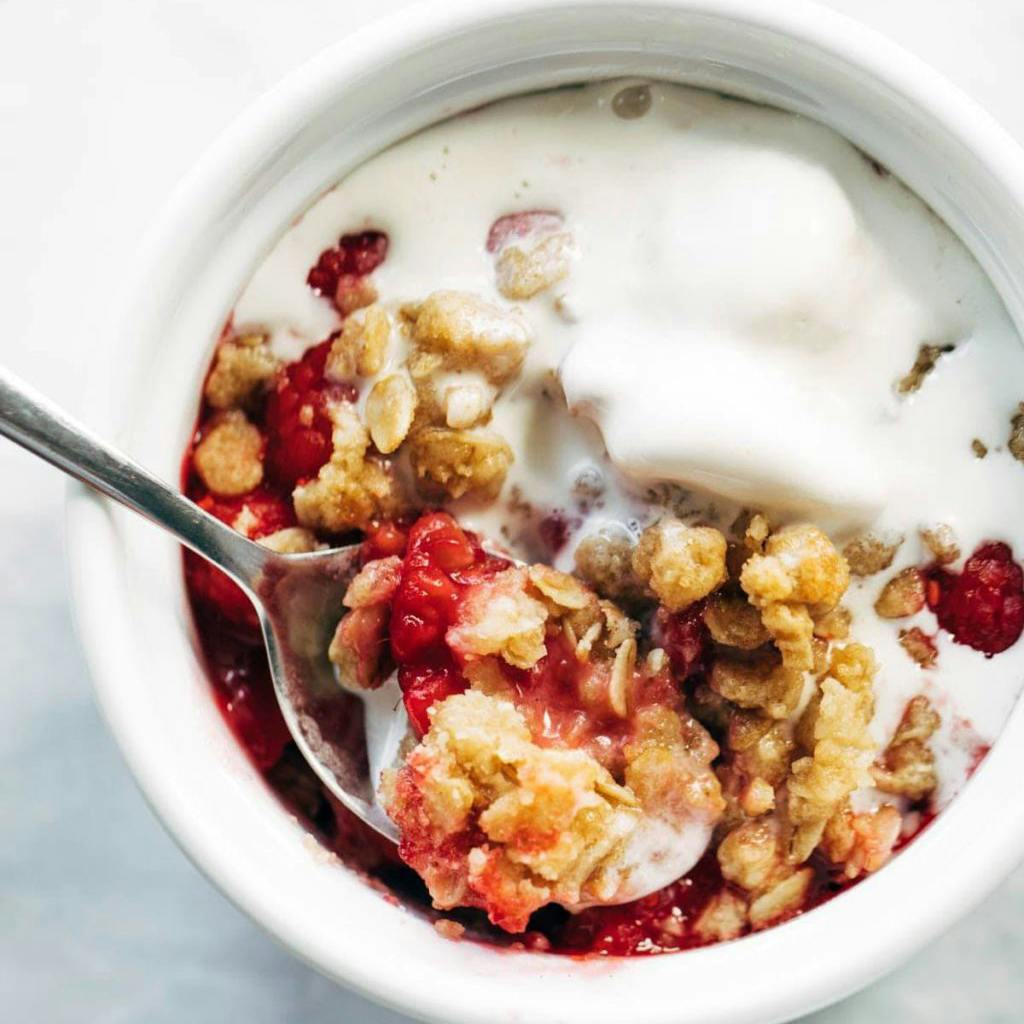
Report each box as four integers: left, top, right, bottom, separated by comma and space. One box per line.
65, 1, 1024, 1022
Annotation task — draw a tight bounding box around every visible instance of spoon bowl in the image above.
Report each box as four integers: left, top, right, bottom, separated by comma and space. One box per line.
0, 367, 398, 840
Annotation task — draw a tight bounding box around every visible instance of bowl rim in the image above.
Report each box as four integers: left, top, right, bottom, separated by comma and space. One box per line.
65, 1, 1024, 1022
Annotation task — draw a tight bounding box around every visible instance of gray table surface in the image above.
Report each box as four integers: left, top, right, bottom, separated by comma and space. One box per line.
3, 1, 1024, 1020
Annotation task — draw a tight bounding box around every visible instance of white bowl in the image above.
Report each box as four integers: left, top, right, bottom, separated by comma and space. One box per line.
66, 1, 1024, 1022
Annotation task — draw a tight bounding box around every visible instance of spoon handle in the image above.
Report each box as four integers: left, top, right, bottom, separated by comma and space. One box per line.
0, 366, 265, 587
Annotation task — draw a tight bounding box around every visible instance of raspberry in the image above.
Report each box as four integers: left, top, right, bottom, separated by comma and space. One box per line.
926, 541, 1024, 656
307, 231, 388, 300
387, 512, 511, 730
185, 486, 295, 631
263, 339, 357, 488
657, 603, 710, 681
389, 513, 474, 662
399, 659, 468, 737
485, 210, 563, 253
361, 520, 409, 562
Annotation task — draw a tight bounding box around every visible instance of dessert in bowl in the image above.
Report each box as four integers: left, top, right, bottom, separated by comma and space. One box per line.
181, 77, 1024, 951
67, 2, 1024, 1022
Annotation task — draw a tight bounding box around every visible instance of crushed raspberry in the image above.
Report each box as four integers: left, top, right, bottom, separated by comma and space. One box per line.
399, 659, 468, 737
196, 485, 296, 537
361, 520, 409, 563
926, 542, 1024, 656
263, 339, 358, 488
486, 210, 563, 253
307, 230, 388, 301
657, 603, 710, 682
184, 486, 295, 631
387, 512, 511, 733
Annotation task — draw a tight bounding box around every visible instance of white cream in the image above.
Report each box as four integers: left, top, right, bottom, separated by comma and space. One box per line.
239, 80, 1024, 897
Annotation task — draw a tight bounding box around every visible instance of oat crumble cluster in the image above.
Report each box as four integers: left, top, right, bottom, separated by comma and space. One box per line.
182, 216, 1022, 958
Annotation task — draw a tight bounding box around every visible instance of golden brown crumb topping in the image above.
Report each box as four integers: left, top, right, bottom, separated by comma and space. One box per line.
407, 427, 513, 500
495, 231, 574, 300
874, 567, 926, 619
193, 410, 264, 496
920, 523, 960, 565
787, 643, 877, 863
204, 333, 280, 410
293, 404, 400, 533
895, 342, 954, 395
447, 568, 550, 670
843, 532, 903, 577
408, 290, 531, 385
365, 373, 417, 454
574, 528, 642, 602
633, 518, 728, 612
382, 691, 642, 932
871, 695, 940, 800
326, 304, 392, 380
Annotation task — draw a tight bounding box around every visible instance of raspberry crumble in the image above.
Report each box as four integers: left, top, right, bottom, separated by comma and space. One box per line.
180, 80, 1024, 956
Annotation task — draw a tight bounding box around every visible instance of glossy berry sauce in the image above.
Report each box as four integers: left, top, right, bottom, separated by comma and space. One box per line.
387, 512, 510, 736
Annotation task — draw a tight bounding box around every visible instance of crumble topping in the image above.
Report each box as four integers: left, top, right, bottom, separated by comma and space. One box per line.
920, 523, 960, 565
443, 383, 492, 429
633, 518, 728, 612
326, 304, 392, 380
843, 532, 903, 577
381, 690, 642, 932
573, 527, 642, 602
407, 290, 530, 385
898, 627, 938, 668
365, 373, 417, 454
895, 342, 955, 395
258, 526, 322, 554
874, 567, 926, 619
871, 695, 941, 800
788, 643, 877, 858
447, 568, 550, 670
1009, 402, 1024, 463
293, 404, 400, 533
204, 332, 280, 410
703, 594, 771, 650
407, 427, 514, 500
193, 410, 265, 496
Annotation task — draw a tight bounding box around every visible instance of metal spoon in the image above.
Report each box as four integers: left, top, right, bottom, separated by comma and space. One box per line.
0, 367, 398, 841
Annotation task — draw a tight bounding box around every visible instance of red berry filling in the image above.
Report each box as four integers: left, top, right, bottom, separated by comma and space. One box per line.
388, 512, 511, 734
201, 631, 291, 770
185, 487, 295, 631
307, 230, 388, 304
263, 339, 357, 489
656, 603, 710, 682
926, 541, 1024, 656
